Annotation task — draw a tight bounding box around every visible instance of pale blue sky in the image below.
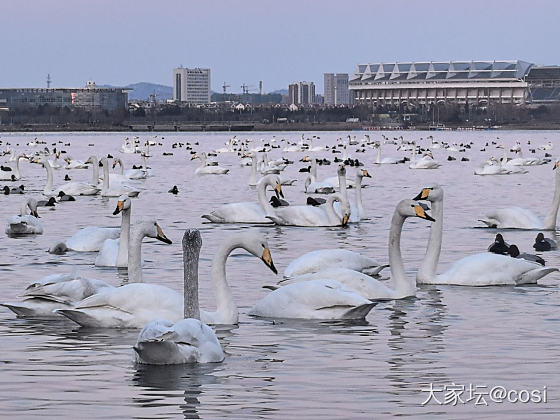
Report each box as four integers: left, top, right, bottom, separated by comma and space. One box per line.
1, 0, 558, 93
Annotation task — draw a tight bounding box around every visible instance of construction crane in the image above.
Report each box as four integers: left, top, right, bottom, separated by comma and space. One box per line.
241, 83, 249, 95
222, 82, 230, 95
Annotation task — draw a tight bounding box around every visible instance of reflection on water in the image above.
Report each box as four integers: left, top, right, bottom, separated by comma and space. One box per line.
1, 130, 560, 418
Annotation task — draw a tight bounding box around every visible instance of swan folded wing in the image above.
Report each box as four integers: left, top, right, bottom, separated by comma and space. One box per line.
95, 238, 119, 266
24, 278, 113, 302
435, 253, 548, 286
65, 226, 120, 251
284, 249, 381, 278
519, 267, 559, 284
481, 207, 542, 229
202, 202, 268, 224
270, 206, 329, 226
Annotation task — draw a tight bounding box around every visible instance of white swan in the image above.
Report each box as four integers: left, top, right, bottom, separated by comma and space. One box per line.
94, 195, 132, 267
112, 156, 148, 180
1, 271, 114, 318
474, 157, 511, 176
304, 158, 335, 194
415, 186, 558, 285
0, 154, 26, 181
479, 160, 560, 229
41, 157, 99, 196
193, 152, 229, 175
277, 200, 436, 299
134, 229, 224, 364
5, 198, 43, 235
266, 192, 350, 227
57, 231, 276, 328
334, 166, 370, 222
201, 175, 282, 223
409, 151, 441, 169
100, 157, 140, 197
374, 142, 401, 164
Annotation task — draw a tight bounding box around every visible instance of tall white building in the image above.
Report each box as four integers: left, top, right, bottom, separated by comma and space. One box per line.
173, 67, 211, 104
288, 81, 316, 105
324, 73, 351, 105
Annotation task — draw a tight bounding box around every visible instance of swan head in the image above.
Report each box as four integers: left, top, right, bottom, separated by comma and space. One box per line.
113, 195, 131, 215
412, 185, 443, 202
236, 233, 277, 275
397, 199, 436, 222
26, 198, 39, 217
337, 164, 346, 177
84, 156, 97, 165
137, 220, 172, 244
359, 169, 372, 178
553, 160, 559, 170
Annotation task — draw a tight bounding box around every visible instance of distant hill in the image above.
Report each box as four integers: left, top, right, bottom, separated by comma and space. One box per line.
271, 89, 288, 95
125, 82, 173, 101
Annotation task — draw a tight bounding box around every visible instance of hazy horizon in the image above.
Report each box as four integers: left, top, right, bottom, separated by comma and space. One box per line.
1, 0, 559, 93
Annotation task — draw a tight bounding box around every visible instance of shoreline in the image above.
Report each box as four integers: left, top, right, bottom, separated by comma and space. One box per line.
1, 121, 559, 133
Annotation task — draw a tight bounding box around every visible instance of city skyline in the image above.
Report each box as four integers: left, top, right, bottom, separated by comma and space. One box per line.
1, 0, 559, 93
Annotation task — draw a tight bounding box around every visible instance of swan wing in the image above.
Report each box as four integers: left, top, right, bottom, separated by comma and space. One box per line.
481, 207, 542, 229
135, 319, 224, 364
431, 253, 554, 286
95, 238, 119, 267
284, 249, 381, 278
279, 267, 394, 300
65, 226, 120, 252
249, 279, 375, 320
271, 206, 330, 226
202, 202, 269, 223
58, 284, 182, 328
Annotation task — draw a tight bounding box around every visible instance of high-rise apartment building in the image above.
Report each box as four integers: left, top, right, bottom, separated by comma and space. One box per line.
288, 81, 316, 105
173, 67, 211, 104
324, 73, 351, 105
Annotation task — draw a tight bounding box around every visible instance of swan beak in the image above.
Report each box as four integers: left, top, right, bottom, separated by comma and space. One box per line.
275, 183, 284, 199
156, 224, 172, 244
362, 170, 371, 178
32, 210, 39, 218
414, 205, 435, 222
112, 160, 117, 169
413, 188, 431, 200
342, 213, 350, 226
554, 161, 558, 170
190, 154, 197, 161
261, 247, 278, 274
113, 200, 124, 215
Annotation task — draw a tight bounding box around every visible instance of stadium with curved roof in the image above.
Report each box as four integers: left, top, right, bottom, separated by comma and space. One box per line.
349, 60, 560, 106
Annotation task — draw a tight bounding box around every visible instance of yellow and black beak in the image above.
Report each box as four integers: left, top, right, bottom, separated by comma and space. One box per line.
112, 160, 117, 169
156, 224, 172, 244
275, 183, 284, 199
413, 187, 431, 201
190, 154, 197, 161
342, 214, 350, 226
113, 200, 125, 215
554, 161, 558, 170
362, 169, 372, 178
414, 204, 436, 222
32, 209, 39, 218
261, 247, 278, 274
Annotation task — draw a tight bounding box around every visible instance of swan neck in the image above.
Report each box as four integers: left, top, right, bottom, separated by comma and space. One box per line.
91, 156, 99, 184
249, 156, 257, 184
417, 195, 443, 283
257, 177, 275, 216
183, 230, 202, 320
376, 147, 381, 164
102, 159, 109, 190
43, 161, 53, 194
311, 159, 317, 181
116, 206, 131, 267
127, 227, 145, 283
14, 156, 22, 178
543, 169, 560, 230
356, 175, 363, 216
210, 237, 239, 324
326, 194, 342, 224
388, 210, 415, 297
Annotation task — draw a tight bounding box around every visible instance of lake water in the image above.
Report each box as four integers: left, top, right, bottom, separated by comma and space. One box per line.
1, 130, 560, 419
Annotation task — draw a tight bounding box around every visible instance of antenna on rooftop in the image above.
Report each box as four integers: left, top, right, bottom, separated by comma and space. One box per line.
46, 74, 52, 89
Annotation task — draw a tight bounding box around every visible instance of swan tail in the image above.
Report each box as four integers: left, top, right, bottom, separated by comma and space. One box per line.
362, 264, 390, 277
342, 302, 376, 319
478, 219, 497, 228
55, 309, 106, 327
201, 214, 222, 223
262, 285, 280, 291
265, 215, 283, 225
519, 267, 559, 284
0, 302, 45, 317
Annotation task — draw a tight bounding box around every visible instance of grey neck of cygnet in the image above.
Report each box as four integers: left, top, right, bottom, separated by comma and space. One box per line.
183, 229, 202, 320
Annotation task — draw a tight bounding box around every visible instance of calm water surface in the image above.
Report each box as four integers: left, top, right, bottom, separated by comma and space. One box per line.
1, 130, 560, 418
